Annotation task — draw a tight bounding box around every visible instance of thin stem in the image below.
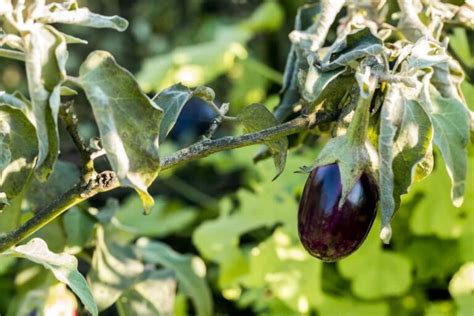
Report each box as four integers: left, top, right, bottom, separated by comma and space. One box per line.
0, 112, 335, 252
59, 102, 95, 181
0, 48, 25, 61
65, 76, 83, 89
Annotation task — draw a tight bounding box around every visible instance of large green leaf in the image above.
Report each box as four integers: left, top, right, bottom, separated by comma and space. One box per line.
338, 222, 413, 299
378, 84, 433, 233
80, 50, 163, 213
153, 83, 192, 142
420, 84, 470, 207
112, 196, 196, 238
87, 226, 144, 311
238, 103, 288, 179
135, 239, 213, 316
23, 25, 67, 180
5, 238, 98, 316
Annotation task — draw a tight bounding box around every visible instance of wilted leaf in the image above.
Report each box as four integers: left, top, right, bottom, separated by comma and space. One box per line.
6, 238, 98, 316
117, 270, 176, 316
420, 84, 470, 207
136, 239, 213, 316
23, 25, 67, 180
238, 104, 288, 179
87, 226, 144, 311
378, 84, 433, 233
153, 84, 192, 142
321, 28, 384, 71
80, 50, 163, 213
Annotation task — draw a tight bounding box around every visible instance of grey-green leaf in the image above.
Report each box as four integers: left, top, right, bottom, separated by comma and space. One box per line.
79, 51, 163, 214
7, 238, 98, 316
153, 83, 192, 142
421, 84, 470, 207
135, 239, 213, 316
0, 102, 38, 201
238, 104, 288, 179
378, 84, 433, 234
23, 25, 67, 181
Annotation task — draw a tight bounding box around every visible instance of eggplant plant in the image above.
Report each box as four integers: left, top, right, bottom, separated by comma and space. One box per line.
0, 0, 473, 315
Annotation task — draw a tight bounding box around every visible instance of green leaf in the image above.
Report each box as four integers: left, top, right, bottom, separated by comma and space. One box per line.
449, 263, 474, 316
0, 102, 38, 201
63, 207, 96, 253
6, 238, 98, 316
239, 1, 284, 32
137, 28, 250, 92
321, 28, 384, 71
116, 270, 176, 316
378, 84, 433, 234
23, 25, 67, 180
318, 296, 390, 316
420, 84, 470, 207
338, 223, 413, 299
80, 50, 163, 213
113, 196, 197, 238
238, 104, 288, 179
87, 225, 144, 311
153, 83, 192, 142
37, 2, 128, 31
408, 152, 474, 239
136, 239, 213, 316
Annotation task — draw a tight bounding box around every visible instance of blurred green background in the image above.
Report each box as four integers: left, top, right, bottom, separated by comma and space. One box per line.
0, 0, 473, 315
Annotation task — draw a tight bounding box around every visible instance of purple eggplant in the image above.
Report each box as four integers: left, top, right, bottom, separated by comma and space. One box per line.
298, 163, 378, 261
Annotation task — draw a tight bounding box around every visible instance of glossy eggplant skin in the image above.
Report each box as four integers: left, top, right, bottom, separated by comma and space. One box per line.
298, 164, 378, 261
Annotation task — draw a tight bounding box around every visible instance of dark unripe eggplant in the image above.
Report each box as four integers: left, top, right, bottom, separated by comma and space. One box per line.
298, 164, 378, 261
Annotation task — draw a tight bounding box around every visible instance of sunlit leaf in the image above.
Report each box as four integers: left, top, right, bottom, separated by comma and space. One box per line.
136, 239, 213, 316
6, 238, 98, 316
80, 50, 163, 213
449, 263, 474, 316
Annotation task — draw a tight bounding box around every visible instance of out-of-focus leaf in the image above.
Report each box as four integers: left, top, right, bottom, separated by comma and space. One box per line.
63, 207, 96, 253
0, 0, 12, 15
6, 238, 98, 316
80, 50, 163, 214
449, 263, 474, 316
113, 196, 196, 238
137, 27, 249, 92
238, 104, 288, 179
117, 270, 176, 316
59, 86, 78, 96
378, 84, 432, 233
338, 223, 413, 299
23, 25, 67, 180
153, 83, 192, 142
136, 239, 213, 316
87, 226, 144, 311
420, 84, 470, 207
242, 228, 323, 312
409, 152, 474, 239
240, 1, 284, 32
318, 296, 390, 316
